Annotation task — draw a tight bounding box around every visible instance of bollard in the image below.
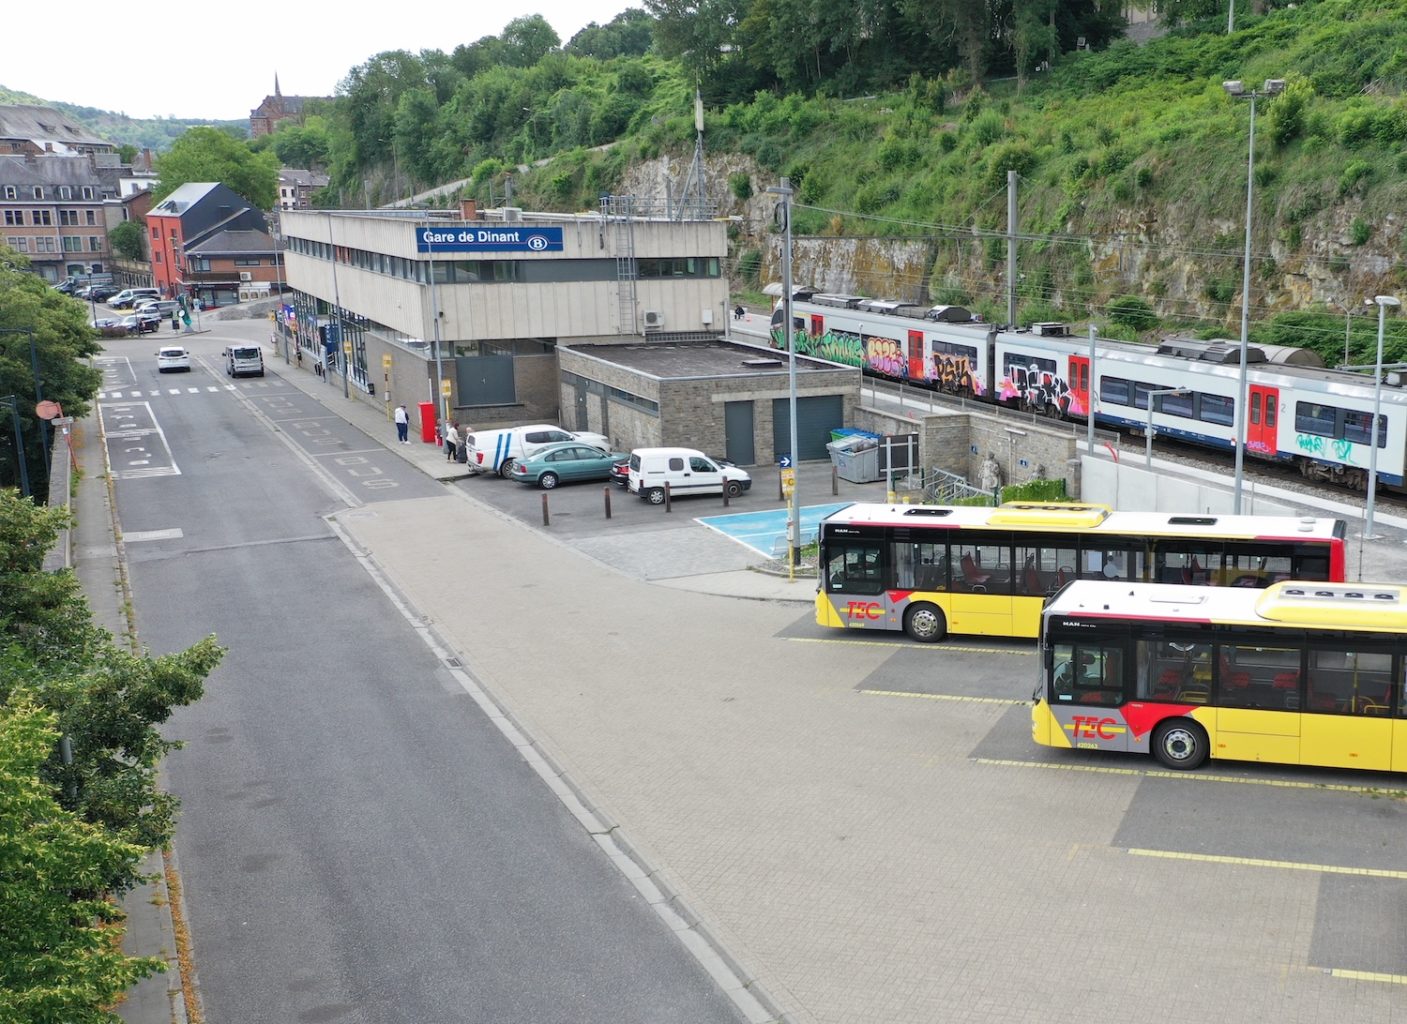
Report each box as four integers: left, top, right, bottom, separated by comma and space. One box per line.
722, 481, 730, 508
778, 474, 784, 501
603, 485, 612, 519
832, 465, 838, 495
664, 481, 672, 513
541, 493, 550, 526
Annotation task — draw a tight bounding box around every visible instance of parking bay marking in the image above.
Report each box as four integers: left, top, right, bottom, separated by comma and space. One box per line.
975, 756, 1407, 796
786, 635, 1032, 656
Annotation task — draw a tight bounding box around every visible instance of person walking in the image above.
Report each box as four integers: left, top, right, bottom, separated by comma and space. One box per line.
444, 421, 460, 462
394, 404, 409, 444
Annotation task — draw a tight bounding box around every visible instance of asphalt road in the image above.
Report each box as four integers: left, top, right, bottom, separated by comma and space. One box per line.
100, 344, 746, 1023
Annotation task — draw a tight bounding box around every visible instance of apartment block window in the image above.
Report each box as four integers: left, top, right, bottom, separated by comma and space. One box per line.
36, 237, 56, 252
233, 258, 261, 266
154, 252, 162, 264
59, 210, 77, 226
32, 186, 44, 199
2, 187, 12, 199
89, 236, 102, 251
6, 236, 27, 251
81, 186, 94, 200
151, 225, 159, 238
31, 210, 51, 226
62, 236, 81, 252
2, 211, 19, 226
58, 186, 72, 199
85, 210, 96, 225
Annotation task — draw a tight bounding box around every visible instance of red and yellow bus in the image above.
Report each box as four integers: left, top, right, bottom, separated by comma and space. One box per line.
1031, 580, 1407, 773
816, 503, 1346, 642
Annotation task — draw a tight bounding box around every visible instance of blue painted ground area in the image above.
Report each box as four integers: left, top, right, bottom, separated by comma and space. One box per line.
697, 502, 853, 557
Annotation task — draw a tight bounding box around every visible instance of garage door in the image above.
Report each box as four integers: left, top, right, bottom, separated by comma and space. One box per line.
772, 395, 843, 462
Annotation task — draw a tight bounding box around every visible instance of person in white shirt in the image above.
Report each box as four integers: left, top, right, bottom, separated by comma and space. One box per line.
444, 422, 460, 461
394, 404, 409, 444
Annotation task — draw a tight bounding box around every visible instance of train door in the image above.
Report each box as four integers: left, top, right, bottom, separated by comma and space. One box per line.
1247, 385, 1279, 456
809, 314, 824, 340
1069, 354, 1091, 419
908, 330, 925, 382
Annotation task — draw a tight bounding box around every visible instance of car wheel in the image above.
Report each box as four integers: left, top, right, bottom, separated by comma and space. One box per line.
645, 487, 666, 505
1151, 719, 1208, 770
903, 603, 947, 643
497, 458, 516, 479
540, 472, 559, 489
725, 480, 744, 498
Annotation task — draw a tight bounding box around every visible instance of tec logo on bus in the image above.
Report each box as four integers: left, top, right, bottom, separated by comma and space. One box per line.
844, 601, 884, 620
1064, 715, 1126, 741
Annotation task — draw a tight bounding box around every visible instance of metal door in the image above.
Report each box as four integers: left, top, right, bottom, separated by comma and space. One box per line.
773, 395, 843, 461
1069, 354, 1091, 419
725, 401, 755, 466
908, 330, 925, 382
1247, 384, 1278, 456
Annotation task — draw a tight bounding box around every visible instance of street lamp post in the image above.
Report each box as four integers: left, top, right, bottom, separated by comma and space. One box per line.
1363, 294, 1399, 540
0, 395, 30, 497
1223, 77, 1284, 513
766, 177, 800, 567
1146, 388, 1192, 468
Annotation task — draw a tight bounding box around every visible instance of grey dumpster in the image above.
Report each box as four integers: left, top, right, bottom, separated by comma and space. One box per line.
827, 434, 882, 483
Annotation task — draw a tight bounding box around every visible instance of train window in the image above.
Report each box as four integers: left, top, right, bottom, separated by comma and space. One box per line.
1250, 394, 1261, 426
1343, 410, 1386, 448
1198, 394, 1234, 426
1101, 377, 1132, 406
1265, 400, 1277, 429
1157, 391, 1195, 418
1295, 402, 1337, 438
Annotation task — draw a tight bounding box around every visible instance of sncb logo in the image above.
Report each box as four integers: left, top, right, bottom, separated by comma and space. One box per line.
526, 234, 550, 251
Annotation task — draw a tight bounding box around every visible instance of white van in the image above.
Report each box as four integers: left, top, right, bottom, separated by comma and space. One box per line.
224, 345, 265, 378
627, 448, 751, 504
463, 424, 611, 477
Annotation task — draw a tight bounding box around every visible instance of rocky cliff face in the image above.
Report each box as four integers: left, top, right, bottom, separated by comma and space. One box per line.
619, 152, 1403, 319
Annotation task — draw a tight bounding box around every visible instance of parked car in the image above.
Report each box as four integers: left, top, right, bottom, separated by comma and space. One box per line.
85, 285, 121, 302
608, 458, 630, 487
627, 447, 751, 504
464, 425, 612, 478
90, 317, 122, 330
509, 443, 630, 489
121, 313, 162, 335
156, 346, 191, 372
135, 299, 182, 318
109, 288, 160, 309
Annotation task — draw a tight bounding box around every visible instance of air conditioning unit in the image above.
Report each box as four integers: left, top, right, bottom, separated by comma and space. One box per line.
643, 310, 664, 330
501, 207, 522, 223
239, 272, 253, 281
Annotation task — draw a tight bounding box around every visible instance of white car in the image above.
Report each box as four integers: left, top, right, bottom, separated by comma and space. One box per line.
156, 346, 191, 373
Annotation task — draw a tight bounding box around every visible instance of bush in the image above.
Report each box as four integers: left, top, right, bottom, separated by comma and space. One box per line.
1107, 295, 1159, 332
968, 109, 1005, 147
737, 248, 762, 285
1339, 159, 1372, 195
1000, 478, 1068, 503
729, 172, 753, 201
1350, 217, 1370, 245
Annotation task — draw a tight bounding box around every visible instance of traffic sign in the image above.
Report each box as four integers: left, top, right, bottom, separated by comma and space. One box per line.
381, 354, 393, 369
781, 466, 795, 496
440, 379, 452, 396
779, 454, 792, 468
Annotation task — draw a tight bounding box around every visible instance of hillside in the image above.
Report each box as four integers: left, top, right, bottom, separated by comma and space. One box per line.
0, 85, 245, 151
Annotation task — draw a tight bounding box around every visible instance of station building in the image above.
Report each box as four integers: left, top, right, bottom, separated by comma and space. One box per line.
280, 199, 859, 461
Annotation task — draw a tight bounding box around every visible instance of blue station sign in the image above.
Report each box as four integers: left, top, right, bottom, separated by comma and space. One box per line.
415, 225, 564, 253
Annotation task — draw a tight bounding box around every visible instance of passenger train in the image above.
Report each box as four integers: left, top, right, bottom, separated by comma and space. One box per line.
768, 287, 1407, 491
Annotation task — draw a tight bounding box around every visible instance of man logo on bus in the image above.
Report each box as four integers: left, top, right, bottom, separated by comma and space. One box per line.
845, 601, 883, 620
1065, 715, 1123, 741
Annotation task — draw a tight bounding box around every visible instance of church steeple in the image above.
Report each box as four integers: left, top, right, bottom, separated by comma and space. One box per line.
274, 73, 282, 98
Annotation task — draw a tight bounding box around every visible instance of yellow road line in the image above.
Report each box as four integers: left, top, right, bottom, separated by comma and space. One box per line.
1126, 847, 1407, 880
1330, 969, 1407, 985
787, 636, 1032, 656
860, 689, 1024, 706
974, 757, 1407, 796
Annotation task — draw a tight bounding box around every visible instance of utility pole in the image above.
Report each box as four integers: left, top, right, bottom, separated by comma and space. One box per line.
766, 178, 801, 569
1007, 169, 1018, 327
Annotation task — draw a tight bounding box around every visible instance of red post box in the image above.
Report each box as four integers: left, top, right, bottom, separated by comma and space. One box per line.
418, 401, 436, 443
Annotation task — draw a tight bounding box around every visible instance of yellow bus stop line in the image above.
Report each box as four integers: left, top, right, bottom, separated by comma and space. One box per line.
786, 636, 1033, 656
973, 757, 1407, 796
1329, 968, 1407, 985
1126, 846, 1407, 881
860, 689, 1025, 706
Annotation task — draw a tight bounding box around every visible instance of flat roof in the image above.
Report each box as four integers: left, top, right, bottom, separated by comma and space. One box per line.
565, 339, 853, 380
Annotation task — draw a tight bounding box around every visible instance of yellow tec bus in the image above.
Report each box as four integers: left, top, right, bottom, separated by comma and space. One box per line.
815, 502, 1347, 643
1031, 580, 1407, 773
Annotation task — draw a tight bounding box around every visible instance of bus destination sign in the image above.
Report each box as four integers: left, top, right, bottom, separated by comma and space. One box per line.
415, 226, 564, 253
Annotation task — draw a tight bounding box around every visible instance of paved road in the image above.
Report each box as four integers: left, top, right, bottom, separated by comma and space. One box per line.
108, 318, 1407, 1023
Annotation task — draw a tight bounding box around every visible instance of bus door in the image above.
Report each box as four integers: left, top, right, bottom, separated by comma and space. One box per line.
1047, 634, 1130, 752
908, 330, 925, 382
1393, 658, 1407, 773
1068, 354, 1091, 419
1300, 646, 1395, 772
949, 536, 1013, 635
1247, 385, 1279, 456
818, 530, 896, 631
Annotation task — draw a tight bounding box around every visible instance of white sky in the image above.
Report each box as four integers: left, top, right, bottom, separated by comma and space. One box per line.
6, 2, 639, 122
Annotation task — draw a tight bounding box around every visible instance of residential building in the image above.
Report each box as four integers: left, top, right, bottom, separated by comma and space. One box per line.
278, 168, 329, 211
0, 153, 115, 282
145, 182, 277, 305
0, 104, 115, 158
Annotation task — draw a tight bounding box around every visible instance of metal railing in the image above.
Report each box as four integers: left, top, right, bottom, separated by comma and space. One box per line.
923, 468, 993, 505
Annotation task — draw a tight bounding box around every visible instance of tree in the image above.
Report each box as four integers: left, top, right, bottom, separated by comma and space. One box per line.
500, 15, 561, 67
272, 117, 332, 171
108, 221, 144, 261
0, 489, 224, 859
0, 253, 103, 498
565, 9, 656, 59
0, 698, 162, 1023
153, 126, 279, 209
117, 143, 138, 165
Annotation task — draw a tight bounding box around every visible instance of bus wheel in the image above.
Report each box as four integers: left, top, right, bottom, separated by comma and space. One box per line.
903, 603, 947, 643
1152, 720, 1208, 770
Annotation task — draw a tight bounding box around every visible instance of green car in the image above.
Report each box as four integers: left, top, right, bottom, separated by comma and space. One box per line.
508, 442, 628, 489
